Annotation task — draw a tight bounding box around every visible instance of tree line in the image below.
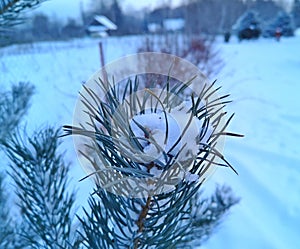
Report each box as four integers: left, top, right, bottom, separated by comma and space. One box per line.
1, 0, 299, 46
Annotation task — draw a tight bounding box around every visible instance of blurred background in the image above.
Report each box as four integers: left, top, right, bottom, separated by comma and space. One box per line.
0, 0, 298, 45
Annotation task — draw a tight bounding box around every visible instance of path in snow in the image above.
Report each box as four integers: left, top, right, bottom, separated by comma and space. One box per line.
202, 36, 300, 249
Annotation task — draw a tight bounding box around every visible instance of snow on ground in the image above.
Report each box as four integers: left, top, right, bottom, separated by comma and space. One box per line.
203, 36, 300, 249
0, 36, 142, 215
1, 35, 300, 248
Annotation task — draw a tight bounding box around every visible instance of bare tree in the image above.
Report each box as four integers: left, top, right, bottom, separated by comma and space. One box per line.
184, 0, 247, 34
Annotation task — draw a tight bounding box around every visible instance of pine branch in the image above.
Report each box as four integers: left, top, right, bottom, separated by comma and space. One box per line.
0, 82, 35, 143
65, 74, 240, 248
0, 172, 14, 248
136, 195, 151, 233
0, 82, 35, 248
0, 0, 47, 29
0, 0, 19, 15
0, 172, 30, 249
79, 183, 239, 249
3, 127, 79, 249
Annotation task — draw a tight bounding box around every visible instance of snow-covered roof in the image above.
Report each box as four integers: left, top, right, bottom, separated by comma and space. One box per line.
93, 15, 117, 31
163, 18, 185, 31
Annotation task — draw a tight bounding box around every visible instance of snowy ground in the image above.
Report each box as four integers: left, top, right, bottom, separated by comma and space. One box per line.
1, 34, 300, 249
203, 36, 300, 249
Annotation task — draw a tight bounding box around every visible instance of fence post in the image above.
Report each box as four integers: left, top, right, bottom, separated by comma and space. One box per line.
99, 41, 108, 85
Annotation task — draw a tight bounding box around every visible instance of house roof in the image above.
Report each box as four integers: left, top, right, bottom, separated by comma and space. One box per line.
93, 15, 117, 30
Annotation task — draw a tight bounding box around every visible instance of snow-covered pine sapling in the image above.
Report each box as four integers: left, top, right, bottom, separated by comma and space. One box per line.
64, 69, 240, 248
3, 128, 80, 248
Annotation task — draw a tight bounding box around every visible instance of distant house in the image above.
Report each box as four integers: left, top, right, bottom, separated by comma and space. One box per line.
147, 22, 162, 33
163, 18, 185, 32
147, 18, 185, 33
87, 15, 117, 37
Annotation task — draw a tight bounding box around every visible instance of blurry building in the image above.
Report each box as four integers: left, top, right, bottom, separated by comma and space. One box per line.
86, 15, 117, 37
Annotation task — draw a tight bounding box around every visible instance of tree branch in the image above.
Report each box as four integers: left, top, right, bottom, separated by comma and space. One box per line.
0, 0, 20, 15
0, 0, 47, 28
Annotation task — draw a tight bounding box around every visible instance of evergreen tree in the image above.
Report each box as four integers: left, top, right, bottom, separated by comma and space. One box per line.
248, 0, 283, 22
64, 72, 240, 248
0, 77, 240, 249
0, 172, 31, 248
3, 128, 80, 249
0, 173, 16, 248
0, 82, 35, 142
292, 0, 300, 28
0, 83, 79, 248
0, 78, 240, 249
0, 2, 78, 249
263, 11, 295, 37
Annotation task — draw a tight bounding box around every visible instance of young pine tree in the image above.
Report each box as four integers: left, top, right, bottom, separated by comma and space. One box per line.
64, 67, 240, 248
